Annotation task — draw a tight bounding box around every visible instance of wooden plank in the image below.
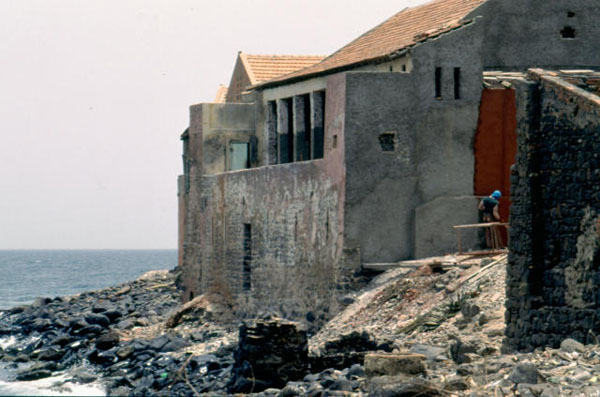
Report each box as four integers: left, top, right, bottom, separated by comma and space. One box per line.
453, 222, 509, 229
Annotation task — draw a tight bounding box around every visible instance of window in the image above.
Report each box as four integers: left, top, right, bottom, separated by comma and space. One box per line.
312, 91, 326, 159
296, 94, 311, 161
561, 26, 576, 39
242, 224, 252, 291
378, 133, 395, 152
454, 67, 461, 100
229, 141, 249, 171
435, 67, 442, 99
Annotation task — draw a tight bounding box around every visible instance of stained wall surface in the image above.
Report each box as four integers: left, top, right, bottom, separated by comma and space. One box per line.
506, 71, 600, 351
180, 74, 348, 327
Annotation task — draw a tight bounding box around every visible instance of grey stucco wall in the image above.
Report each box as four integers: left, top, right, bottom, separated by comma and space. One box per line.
343, 21, 484, 263
470, 0, 600, 70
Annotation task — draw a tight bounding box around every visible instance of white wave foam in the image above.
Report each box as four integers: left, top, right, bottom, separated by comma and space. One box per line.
0, 373, 105, 396
0, 335, 17, 350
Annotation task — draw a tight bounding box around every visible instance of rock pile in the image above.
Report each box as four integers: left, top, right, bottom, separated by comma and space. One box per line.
3, 254, 600, 396
229, 317, 308, 393
0, 269, 238, 396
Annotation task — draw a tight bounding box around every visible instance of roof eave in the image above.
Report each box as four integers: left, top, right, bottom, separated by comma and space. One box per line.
251, 19, 475, 92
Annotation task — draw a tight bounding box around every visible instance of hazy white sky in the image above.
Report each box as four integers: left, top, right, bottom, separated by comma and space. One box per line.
0, 0, 428, 249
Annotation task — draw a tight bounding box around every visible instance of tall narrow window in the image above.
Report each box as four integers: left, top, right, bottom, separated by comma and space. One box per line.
454, 67, 461, 100
312, 91, 325, 159
300, 94, 311, 161
242, 223, 252, 291
435, 67, 442, 99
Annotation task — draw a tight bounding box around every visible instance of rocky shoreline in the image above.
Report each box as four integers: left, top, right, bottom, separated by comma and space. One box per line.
2, 259, 600, 396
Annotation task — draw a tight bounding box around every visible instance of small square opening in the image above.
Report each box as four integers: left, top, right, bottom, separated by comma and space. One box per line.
379, 133, 395, 152
561, 26, 576, 39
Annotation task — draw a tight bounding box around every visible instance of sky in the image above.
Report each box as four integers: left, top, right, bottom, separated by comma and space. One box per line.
0, 0, 428, 249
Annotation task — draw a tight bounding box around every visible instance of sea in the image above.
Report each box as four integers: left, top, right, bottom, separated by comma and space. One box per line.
0, 249, 177, 396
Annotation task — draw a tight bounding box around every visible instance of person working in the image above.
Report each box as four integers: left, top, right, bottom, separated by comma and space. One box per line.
478, 190, 502, 248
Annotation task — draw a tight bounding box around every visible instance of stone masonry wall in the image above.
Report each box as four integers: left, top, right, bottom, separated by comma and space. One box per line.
506, 70, 600, 351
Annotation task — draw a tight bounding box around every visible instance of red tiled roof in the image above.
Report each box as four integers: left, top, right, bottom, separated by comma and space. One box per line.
239, 53, 326, 85
255, 0, 486, 89
213, 84, 228, 103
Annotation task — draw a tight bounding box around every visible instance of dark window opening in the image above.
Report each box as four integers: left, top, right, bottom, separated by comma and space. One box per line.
313, 91, 326, 159
435, 67, 442, 99
561, 26, 576, 39
189, 291, 194, 300
298, 94, 311, 161
454, 67, 461, 100
402, 65, 406, 72
567, 11, 575, 18
378, 133, 395, 152
242, 223, 252, 291
332, 135, 338, 149
389, 66, 393, 72
184, 160, 191, 193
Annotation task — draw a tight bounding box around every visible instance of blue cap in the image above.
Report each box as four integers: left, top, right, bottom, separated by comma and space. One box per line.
492, 190, 502, 199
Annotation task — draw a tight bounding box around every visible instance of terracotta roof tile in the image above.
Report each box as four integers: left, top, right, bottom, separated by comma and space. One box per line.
240, 53, 326, 85
256, 0, 486, 88
213, 84, 228, 103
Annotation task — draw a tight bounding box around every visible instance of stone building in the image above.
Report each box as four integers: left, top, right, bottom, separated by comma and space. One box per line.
505, 69, 600, 351
178, 0, 600, 328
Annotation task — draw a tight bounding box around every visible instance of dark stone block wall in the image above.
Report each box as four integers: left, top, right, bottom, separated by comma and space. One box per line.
506, 71, 600, 351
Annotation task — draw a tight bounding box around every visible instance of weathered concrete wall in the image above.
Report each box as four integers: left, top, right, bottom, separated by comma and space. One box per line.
181, 74, 348, 327
189, 103, 256, 175
506, 70, 600, 351
343, 22, 484, 262
470, 0, 600, 70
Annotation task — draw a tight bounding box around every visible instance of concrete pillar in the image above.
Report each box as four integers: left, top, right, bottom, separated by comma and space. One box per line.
293, 95, 310, 162
266, 101, 278, 165
277, 99, 292, 164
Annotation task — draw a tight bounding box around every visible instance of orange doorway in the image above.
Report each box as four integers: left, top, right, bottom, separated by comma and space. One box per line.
474, 88, 517, 244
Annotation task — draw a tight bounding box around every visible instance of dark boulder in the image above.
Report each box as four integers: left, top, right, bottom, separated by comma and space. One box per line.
160, 336, 190, 352
16, 369, 52, 381
38, 347, 65, 361
85, 313, 110, 328
96, 331, 120, 350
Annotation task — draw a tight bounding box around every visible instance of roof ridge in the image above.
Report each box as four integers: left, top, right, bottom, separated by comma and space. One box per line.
238, 52, 257, 85
253, 0, 487, 89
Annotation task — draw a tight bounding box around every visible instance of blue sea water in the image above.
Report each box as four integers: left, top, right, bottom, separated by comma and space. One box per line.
0, 250, 176, 395
0, 250, 177, 310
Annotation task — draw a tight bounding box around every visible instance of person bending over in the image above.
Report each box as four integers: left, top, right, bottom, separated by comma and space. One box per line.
478, 190, 502, 248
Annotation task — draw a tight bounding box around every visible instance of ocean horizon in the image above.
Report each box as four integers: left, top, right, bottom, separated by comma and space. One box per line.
0, 249, 177, 310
